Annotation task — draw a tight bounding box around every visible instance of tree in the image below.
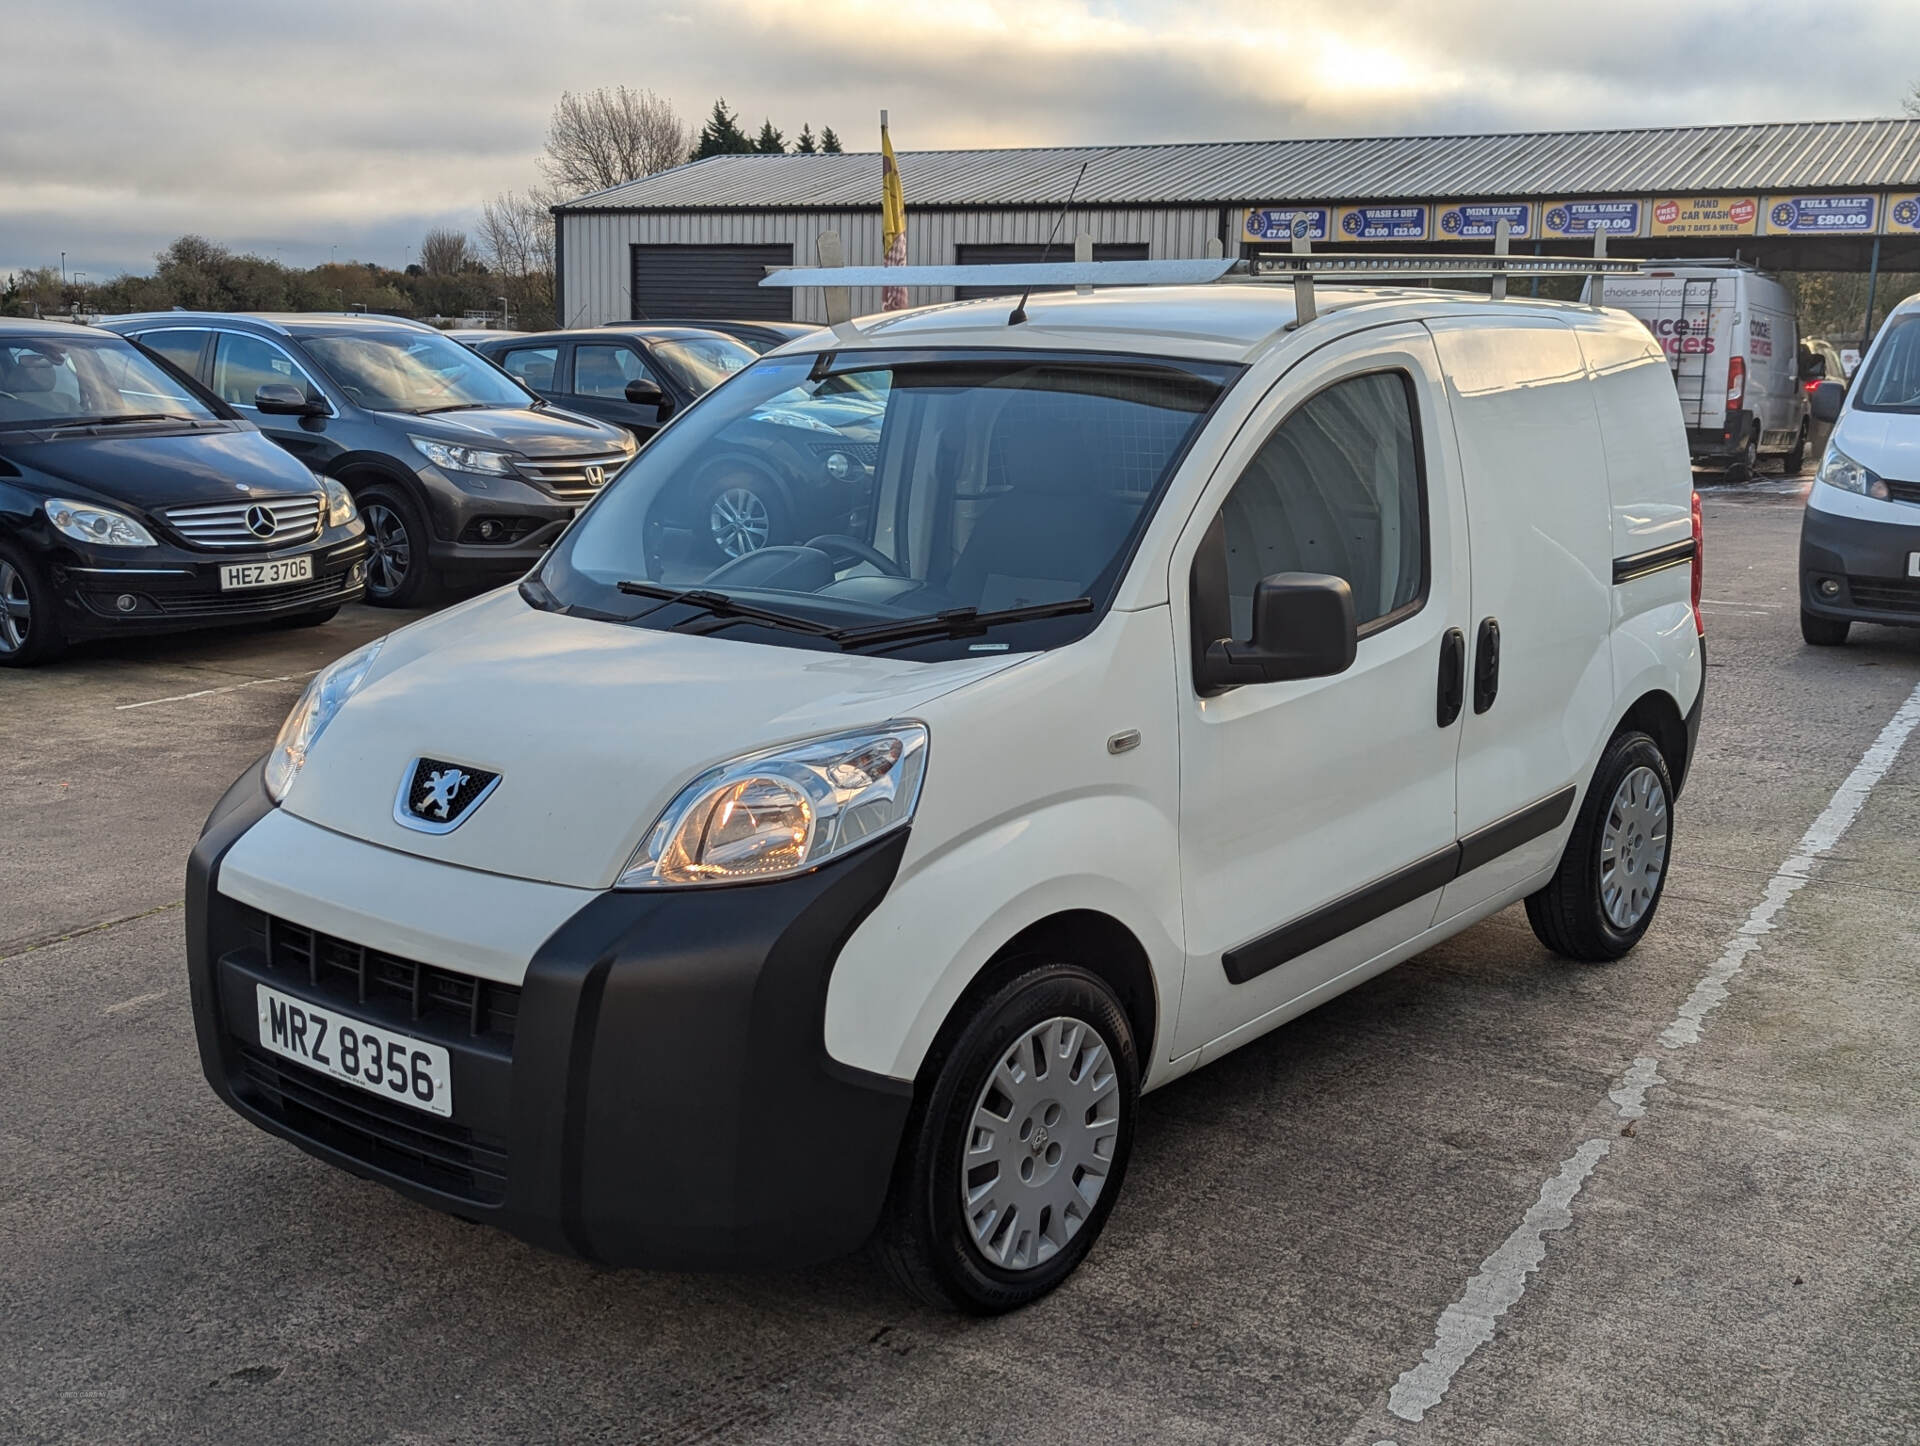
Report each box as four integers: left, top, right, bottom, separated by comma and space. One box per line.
419, 227, 471, 276
477, 190, 557, 329
540, 86, 688, 198
690, 99, 754, 160
820, 126, 843, 154
753, 119, 785, 154
1905, 83, 1920, 118
793, 124, 818, 155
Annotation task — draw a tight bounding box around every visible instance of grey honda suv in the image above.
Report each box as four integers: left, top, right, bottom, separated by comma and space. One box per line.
100, 313, 636, 606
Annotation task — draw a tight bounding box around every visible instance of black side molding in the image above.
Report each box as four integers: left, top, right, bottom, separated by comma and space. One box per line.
1221, 783, 1578, 986
1613, 539, 1697, 585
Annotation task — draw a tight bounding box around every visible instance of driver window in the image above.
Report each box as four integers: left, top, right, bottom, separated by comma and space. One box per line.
213, 333, 309, 408
1218, 371, 1425, 637
574, 345, 657, 399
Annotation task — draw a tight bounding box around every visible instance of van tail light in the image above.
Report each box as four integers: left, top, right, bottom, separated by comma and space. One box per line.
1803, 378, 1821, 393
1691, 489, 1705, 636
1726, 356, 1746, 410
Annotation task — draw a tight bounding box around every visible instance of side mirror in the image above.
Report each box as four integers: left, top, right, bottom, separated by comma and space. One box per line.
1197, 572, 1357, 692
624, 377, 665, 407
1810, 379, 1846, 425
254, 382, 324, 417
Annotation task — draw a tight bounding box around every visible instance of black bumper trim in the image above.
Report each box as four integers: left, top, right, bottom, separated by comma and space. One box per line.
1799, 502, 1920, 628
1613, 539, 1696, 585
187, 771, 916, 1271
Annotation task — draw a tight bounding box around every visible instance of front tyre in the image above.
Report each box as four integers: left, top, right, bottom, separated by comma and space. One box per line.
1800, 608, 1850, 646
356, 484, 437, 609
1526, 731, 1674, 962
877, 964, 1138, 1314
0, 541, 67, 666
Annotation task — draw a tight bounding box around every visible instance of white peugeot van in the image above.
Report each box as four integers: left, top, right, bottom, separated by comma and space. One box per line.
1799, 290, 1920, 644
1590, 262, 1810, 476
186, 268, 1705, 1312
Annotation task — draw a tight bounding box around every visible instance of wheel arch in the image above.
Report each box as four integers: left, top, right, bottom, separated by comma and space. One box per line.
913, 909, 1159, 1088
1615, 687, 1691, 794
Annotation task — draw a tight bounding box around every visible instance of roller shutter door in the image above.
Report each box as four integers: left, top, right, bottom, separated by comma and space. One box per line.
953, 242, 1150, 300
630, 244, 795, 320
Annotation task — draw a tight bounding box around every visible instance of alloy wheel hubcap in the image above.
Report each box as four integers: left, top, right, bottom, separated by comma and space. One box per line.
363, 503, 410, 596
710, 486, 770, 558
0, 561, 29, 653
1599, 764, 1669, 930
961, 1015, 1121, 1272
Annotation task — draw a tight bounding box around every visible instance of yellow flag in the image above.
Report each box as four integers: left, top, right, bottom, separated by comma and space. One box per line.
881, 117, 907, 311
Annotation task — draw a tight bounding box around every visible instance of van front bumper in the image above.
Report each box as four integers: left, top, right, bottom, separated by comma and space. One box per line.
1799, 499, 1920, 628
187, 765, 914, 1270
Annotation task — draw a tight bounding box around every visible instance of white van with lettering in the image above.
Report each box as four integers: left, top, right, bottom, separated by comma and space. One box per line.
1592, 263, 1810, 476
186, 268, 1704, 1312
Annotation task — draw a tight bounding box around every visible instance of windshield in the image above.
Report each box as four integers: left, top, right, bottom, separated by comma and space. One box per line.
301, 328, 531, 412
1852, 315, 1920, 413
652, 334, 757, 395
536, 348, 1235, 658
0, 333, 215, 430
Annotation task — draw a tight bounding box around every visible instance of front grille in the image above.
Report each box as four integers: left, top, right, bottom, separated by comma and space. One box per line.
262, 914, 520, 1042
1882, 478, 1920, 506
511, 451, 631, 500
144, 568, 357, 616
162, 495, 323, 549
1847, 575, 1920, 612
235, 1043, 508, 1204
807, 441, 879, 469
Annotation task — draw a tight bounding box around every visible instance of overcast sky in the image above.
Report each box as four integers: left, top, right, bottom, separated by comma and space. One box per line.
6, 0, 1918, 278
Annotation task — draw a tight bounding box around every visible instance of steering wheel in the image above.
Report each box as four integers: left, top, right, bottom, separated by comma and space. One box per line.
803, 533, 905, 577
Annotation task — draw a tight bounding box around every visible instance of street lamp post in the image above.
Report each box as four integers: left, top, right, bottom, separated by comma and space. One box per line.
497, 295, 510, 329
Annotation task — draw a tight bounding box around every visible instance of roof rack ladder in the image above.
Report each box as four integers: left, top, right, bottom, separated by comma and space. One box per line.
1290, 223, 1316, 326
1491, 220, 1510, 301
1591, 230, 1607, 309
1074, 233, 1094, 295
816, 231, 853, 329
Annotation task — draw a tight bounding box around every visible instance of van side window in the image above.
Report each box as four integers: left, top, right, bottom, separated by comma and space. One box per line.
1217, 371, 1425, 636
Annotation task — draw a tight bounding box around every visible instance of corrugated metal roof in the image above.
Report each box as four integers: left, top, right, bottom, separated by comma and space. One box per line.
557, 119, 1920, 212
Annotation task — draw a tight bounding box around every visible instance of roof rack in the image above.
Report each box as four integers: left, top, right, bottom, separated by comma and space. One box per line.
766, 226, 1634, 325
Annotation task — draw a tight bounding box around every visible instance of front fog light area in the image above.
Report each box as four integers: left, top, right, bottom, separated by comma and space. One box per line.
619, 723, 928, 887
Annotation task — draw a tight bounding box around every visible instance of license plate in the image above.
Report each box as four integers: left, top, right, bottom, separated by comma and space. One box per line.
220, 555, 313, 591
255, 983, 452, 1117
1909, 553, 1920, 579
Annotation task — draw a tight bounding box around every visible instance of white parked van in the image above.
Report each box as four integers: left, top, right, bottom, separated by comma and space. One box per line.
1593, 262, 1811, 475
186, 275, 1705, 1312
1799, 290, 1920, 644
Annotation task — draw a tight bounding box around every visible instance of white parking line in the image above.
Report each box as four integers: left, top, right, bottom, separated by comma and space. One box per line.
1354, 678, 1920, 1439
116, 671, 316, 711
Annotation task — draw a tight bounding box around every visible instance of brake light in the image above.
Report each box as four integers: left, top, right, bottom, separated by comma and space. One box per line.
1726, 356, 1746, 409
1691, 489, 1705, 636
1803, 378, 1821, 393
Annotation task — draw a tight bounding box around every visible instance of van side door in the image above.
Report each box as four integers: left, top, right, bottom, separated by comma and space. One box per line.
1425, 315, 1616, 919
1169, 324, 1472, 1061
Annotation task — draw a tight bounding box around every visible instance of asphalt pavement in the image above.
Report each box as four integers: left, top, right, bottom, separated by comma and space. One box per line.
3, 478, 1917, 1445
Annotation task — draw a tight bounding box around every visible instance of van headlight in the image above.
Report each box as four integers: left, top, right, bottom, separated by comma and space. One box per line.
618, 722, 928, 887
318, 474, 358, 527
263, 639, 385, 803
1816, 445, 1889, 500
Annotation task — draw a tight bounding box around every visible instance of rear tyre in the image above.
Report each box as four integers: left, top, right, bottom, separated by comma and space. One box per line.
355, 484, 438, 609
876, 964, 1138, 1314
0, 541, 67, 667
1724, 433, 1759, 484
1800, 608, 1850, 646
1784, 421, 1809, 475
1526, 731, 1674, 962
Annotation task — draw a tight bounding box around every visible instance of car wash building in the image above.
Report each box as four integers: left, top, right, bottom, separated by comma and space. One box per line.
553, 118, 1920, 327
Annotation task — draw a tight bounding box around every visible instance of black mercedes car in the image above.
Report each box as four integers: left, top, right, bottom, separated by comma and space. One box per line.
0, 318, 367, 665
99, 313, 636, 607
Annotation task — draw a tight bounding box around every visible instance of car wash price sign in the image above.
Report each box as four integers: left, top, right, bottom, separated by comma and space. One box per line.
1889, 194, 1920, 234
1436, 202, 1532, 240
1336, 204, 1430, 241
1242, 207, 1330, 243
1544, 200, 1641, 237
1766, 194, 1877, 233
1650, 196, 1758, 236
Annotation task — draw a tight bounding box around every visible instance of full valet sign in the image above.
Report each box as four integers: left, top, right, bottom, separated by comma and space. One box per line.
1766, 195, 1877, 234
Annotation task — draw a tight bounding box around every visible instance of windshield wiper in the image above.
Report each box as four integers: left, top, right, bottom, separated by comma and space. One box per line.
53, 412, 189, 429
615, 581, 841, 637
831, 597, 1094, 651
411, 402, 492, 414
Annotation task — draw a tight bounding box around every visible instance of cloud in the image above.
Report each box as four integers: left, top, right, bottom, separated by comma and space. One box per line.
4, 0, 1915, 275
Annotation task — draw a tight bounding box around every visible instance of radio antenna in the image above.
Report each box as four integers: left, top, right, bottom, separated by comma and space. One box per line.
1009, 159, 1090, 326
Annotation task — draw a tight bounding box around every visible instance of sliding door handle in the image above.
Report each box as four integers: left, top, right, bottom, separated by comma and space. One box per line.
1474, 617, 1501, 714
1437, 628, 1465, 727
